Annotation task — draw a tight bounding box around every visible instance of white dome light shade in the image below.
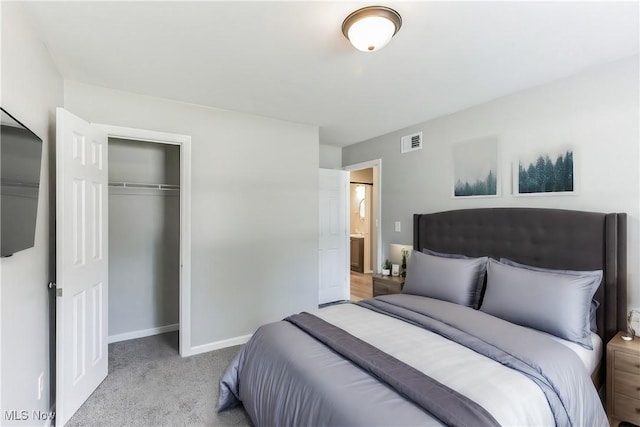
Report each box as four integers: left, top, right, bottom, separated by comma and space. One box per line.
342, 6, 402, 52
348, 16, 396, 52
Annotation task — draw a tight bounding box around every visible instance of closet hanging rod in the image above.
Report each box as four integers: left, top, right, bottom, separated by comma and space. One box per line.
108, 182, 180, 191
1, 179, 40, 189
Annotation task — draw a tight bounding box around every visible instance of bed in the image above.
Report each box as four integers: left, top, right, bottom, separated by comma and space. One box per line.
218, 208, 627, 426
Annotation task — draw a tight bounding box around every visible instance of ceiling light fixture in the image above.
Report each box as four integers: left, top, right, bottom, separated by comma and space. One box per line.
342, 6, 402, 52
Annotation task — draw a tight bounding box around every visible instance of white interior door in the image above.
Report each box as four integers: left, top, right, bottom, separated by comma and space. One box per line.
56, 108, 108, 425
319, 168, 349, 304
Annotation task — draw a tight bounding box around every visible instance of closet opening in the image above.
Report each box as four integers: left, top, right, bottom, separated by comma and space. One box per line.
107, 138, 181, 351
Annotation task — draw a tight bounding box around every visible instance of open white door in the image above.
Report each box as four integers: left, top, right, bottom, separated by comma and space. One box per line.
56, 108, 108, 425
319, 169, 349, 304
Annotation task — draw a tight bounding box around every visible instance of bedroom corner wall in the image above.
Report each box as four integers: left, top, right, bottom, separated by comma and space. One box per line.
1, 2, 63, 424
63, 81, 320, 349
342, 56, 640, 315
319, 144, 342, 169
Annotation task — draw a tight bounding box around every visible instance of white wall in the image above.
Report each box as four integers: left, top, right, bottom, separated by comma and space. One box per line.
1, 2, 63, 423
64, 81, 320, 348
343, 56, 640, 313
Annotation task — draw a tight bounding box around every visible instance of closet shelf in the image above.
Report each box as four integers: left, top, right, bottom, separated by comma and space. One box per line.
108, 182, 180, 191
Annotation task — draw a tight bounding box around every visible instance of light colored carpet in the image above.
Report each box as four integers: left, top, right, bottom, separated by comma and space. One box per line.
66, 332, 252, 426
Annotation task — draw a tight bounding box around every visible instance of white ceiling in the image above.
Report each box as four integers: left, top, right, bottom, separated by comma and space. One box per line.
24, 1, 639, 147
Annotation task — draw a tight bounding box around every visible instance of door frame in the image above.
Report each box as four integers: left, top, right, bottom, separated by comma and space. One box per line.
94, 124, 192, 357
343, 159, 382, 274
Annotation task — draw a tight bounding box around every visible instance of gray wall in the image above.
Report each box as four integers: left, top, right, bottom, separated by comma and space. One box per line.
108, 139, 180, 338
319, 144, 342, 169
1, 2, 63, 422
64, 81, 320, 348
343, 56, 640, 314
108, 137, 180, 185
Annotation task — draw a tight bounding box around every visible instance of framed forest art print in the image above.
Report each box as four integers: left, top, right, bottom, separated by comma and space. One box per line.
452, 137, 500, 198
513, 146, 576, 196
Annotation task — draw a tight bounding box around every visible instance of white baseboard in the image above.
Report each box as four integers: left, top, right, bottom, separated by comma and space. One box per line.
108, 323, 179, 344
187, 334, 252, 356
108, 325, 250, 356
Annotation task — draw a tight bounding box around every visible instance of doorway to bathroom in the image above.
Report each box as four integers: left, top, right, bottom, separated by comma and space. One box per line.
344, 160, 381, 302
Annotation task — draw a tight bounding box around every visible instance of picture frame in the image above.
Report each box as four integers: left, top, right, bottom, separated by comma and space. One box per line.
513, 147, 576, 196
452, 137, 500, 198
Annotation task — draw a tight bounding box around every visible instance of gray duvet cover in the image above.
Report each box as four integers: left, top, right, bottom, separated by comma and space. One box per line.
218, 295, 607, 426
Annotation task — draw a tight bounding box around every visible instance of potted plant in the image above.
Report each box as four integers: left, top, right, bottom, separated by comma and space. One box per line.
382, 259, 392, 276
401, 249, 409, 278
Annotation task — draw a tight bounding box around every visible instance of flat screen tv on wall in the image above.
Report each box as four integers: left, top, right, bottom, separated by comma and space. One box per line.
1, 107, 44, 257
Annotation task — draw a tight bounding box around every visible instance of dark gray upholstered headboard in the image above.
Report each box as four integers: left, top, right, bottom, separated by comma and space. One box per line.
413, 208, 627, 348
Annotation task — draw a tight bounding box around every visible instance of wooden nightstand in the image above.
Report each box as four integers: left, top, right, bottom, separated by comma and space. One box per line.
607, 331, 640, 427
372, 275, 404, 297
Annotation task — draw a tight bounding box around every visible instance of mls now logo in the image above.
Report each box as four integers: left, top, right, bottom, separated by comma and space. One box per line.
3, 410, 55, 421
4, 410, 29, 421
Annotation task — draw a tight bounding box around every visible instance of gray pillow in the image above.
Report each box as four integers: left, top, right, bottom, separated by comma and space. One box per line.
499, 258, 602, 333
481, 259, 601, 349
423, 248, 487, 308
402, 250, 488, 307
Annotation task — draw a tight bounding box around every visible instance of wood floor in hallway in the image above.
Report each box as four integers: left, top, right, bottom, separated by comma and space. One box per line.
350, 271, 373, 302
